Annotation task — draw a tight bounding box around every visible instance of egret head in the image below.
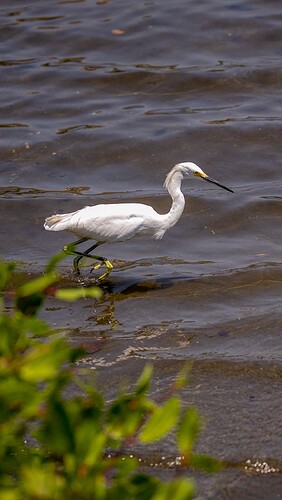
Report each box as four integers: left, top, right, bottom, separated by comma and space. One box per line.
176, 162, 234, 193
177, 162, 206, 177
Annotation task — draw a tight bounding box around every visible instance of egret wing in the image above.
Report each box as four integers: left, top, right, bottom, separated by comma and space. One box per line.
67, 203, 157, 241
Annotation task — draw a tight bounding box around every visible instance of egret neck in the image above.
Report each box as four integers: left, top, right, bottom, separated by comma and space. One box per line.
157, 170, 185, 238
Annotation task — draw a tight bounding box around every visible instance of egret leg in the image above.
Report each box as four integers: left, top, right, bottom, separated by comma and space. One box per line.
63, 237, 90, 257
92, 259, 113, 282
63, 237, 92, 273
72, 249, 113, 281
62, 238, 113, 280
73, 241, 102, 272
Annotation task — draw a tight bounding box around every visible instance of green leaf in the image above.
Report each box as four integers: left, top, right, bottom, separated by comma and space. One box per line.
135, 364, 153, 396
77, 426, 105, 467
36, 400, 75, 454
17, 274, 59, 297
139, 396, 180, 443
55, 286, 102, 301
0, 314, 29, 354
45, 252, 66, 273
107, 395, 149, 439
20, 316, 52, 337
16, 293, 44, 316
174, 362, 191, 390
177, 407, 201, 455
190, 453, 223, 473
110, 455, 138, 479
21, 462, 65, 499
153, 477, 195, 500
0, 261, 15, 291
129, 473, 160, 498
20, 339, 70, 382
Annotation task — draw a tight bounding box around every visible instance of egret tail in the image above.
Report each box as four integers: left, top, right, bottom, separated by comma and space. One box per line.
44, 211, 80, 231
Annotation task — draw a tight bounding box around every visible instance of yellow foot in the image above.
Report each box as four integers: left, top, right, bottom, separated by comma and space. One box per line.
97, 260, 114, 282
93, 262, 103, 271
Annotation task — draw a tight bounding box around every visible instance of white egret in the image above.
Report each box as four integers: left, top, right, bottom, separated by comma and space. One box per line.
44, 162, 233, 281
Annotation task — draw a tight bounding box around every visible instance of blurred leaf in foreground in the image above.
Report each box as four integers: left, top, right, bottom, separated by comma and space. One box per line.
139, 396, 180, 443
0, 256, 220, 499
178, 407, 202, 458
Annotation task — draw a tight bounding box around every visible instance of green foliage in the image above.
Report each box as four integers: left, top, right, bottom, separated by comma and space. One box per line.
139, 396, 180, 443
0, 257, 220, 499
55, 287, 103, 301
177, 408, 202, 457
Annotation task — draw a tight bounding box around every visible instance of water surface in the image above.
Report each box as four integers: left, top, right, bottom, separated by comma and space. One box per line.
1, 0, 281, 497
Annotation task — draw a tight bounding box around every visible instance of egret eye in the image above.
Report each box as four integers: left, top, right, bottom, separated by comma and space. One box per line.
194, 171, 205, 178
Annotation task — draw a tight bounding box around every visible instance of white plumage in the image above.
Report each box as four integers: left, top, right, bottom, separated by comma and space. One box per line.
44, 203, 165, 241
44, 162, 233, 281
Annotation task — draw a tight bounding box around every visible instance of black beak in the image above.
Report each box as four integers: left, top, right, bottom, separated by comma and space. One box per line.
204, 175, 234, 193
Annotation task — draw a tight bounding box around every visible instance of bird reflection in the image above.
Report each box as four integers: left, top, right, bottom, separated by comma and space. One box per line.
85, 273, 194, 333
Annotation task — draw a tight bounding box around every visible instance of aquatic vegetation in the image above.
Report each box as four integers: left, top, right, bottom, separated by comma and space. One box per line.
0, 256, 219, 499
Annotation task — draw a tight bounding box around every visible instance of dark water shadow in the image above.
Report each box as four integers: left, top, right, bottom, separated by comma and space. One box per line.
100, 273, 197, 295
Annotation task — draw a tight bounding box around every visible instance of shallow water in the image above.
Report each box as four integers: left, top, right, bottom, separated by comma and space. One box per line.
1, 0, 282, 497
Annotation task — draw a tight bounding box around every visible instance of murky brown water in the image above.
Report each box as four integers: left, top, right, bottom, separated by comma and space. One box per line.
1, 0, 281, 497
